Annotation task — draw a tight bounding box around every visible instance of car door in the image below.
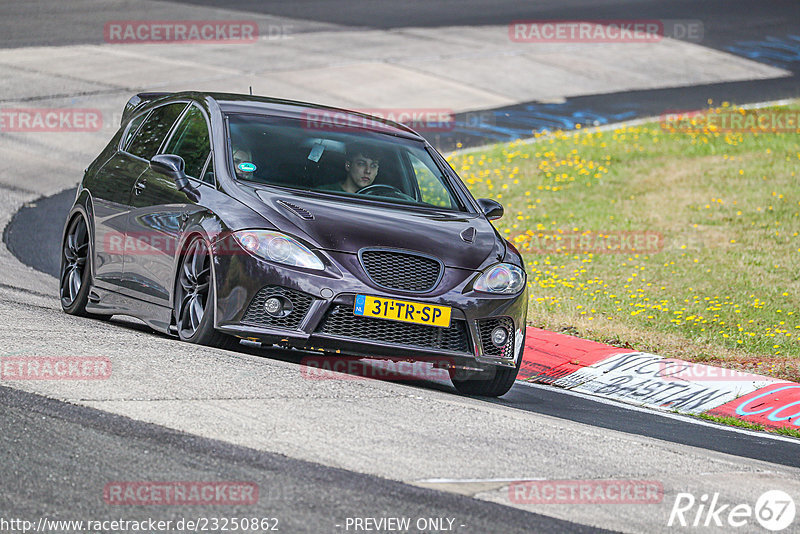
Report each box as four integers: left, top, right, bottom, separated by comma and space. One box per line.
88, 111, 150, 286
108, 101, 188, 298
124, 103, 212, 305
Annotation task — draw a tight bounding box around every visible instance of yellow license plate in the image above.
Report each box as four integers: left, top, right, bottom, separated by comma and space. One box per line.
354, 295, 451, 328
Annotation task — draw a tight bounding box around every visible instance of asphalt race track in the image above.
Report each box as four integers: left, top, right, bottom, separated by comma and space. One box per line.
2, 1, 800, 151
3, 0, 799, 48
2, 385, 603, 534
2, 1, 800, 533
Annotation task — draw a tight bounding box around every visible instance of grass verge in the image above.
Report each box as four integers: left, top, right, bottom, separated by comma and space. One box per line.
695, 413, 764, 431
449, 101, 800, 381
695, 412, 800, 439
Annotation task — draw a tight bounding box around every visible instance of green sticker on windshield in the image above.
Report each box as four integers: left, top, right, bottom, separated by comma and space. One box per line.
238, 162, 257, 173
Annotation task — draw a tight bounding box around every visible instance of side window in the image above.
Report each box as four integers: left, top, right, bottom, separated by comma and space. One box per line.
163, 105, 211, 180
201, 153, 215, 185
127, 102, 186, 160
408, 152, 453, 208
122, 112, 148, 151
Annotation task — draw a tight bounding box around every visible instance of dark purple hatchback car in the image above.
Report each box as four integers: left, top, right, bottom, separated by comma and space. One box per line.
60, 91, 527, 396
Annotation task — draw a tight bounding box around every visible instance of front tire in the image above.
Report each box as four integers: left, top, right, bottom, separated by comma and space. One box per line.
174, 235, 239, 350
451, 327, 524, 398
450, 362, 520, 397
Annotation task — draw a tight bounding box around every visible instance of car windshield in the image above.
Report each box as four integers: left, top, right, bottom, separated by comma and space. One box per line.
226, 113, 466, 211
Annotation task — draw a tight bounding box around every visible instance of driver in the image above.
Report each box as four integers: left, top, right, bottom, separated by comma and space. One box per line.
319, 143, 380, 193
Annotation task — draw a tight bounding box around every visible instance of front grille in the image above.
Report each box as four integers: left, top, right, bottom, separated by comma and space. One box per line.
241, 286, 315, 330
477, 317, 515, 359
316, 304, 470, 353
360, 250, 442, 292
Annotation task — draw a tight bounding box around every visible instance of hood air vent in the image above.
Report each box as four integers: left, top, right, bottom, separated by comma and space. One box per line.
277, 200, 314, 220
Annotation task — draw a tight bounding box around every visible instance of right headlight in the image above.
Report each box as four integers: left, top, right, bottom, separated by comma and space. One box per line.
474, 263, 526, 294
232, 230, 324, 270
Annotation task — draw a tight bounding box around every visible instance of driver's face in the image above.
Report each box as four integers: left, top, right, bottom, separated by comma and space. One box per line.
346, 155, 379, 189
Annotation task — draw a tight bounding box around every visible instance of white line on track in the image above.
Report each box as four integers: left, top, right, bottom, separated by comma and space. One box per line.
515, 380, 800, 445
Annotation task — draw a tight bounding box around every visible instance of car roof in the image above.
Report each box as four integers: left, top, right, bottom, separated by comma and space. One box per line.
188, 92, 426, 141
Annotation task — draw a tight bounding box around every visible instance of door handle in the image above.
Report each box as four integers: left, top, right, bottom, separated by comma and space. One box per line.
134, 180, 146, 195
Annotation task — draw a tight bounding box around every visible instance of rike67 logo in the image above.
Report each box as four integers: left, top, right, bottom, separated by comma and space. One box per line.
669, 490, 796, 531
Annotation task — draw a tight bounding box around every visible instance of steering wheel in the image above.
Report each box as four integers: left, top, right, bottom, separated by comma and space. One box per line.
356, 184, 415, 201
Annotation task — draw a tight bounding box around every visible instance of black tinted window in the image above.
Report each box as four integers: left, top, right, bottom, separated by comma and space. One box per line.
127, 103, 186, 160
226, 114, 465, 211
163, 106, 210, 179
122, 112, 148, 151
201, 153, 215, 185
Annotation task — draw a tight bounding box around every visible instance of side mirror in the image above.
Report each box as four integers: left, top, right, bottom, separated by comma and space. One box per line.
477, 198, 504, 220
150, 154, 200, 202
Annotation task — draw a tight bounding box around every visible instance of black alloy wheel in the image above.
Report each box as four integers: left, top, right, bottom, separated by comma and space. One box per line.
60, 215, 89, 309
174, 235, 238, 349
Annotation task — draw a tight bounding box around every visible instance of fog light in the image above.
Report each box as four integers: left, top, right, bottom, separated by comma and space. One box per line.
264, 297, 283, 316
491, 326, 509, 347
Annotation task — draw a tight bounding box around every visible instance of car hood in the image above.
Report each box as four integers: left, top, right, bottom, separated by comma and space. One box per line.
249, 188, 503, 271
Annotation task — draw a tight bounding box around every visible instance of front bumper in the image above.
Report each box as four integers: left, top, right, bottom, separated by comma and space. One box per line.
212, 238, 528, 369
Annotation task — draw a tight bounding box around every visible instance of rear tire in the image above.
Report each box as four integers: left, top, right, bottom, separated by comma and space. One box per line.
59, 214, 111, 320
174, 235, 240, 350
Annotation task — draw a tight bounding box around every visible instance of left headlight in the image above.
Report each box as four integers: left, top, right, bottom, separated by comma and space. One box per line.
474, 263, 526, 294
232, 230, 325, 270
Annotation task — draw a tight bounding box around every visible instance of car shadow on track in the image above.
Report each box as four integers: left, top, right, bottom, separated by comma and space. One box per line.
106, 314, 494, 397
